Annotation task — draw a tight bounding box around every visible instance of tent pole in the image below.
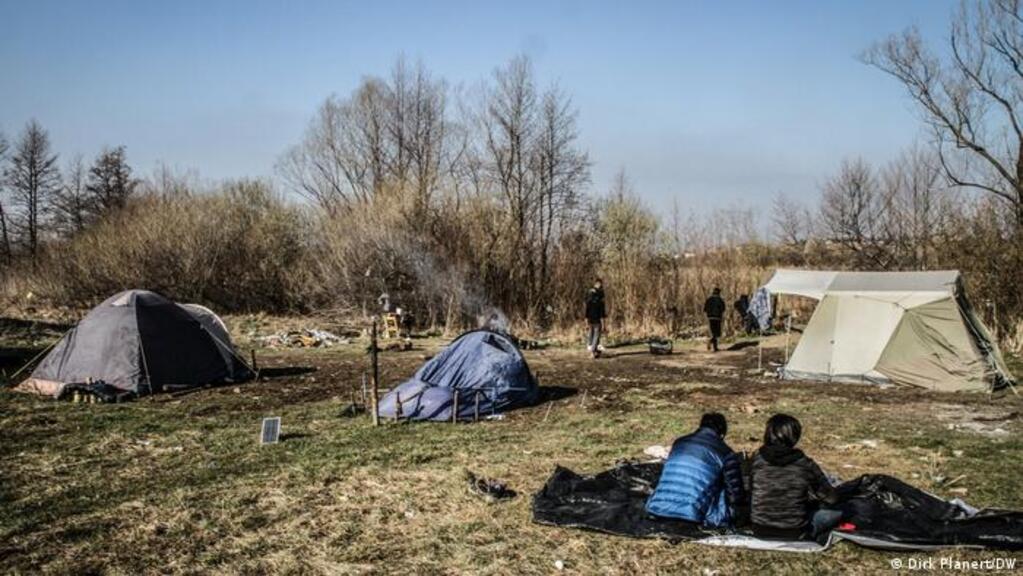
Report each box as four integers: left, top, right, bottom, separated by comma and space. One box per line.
784, 316, 790, 365
371, 317, 380, 427
757, 337, 763, 372
7, 333, 65, 384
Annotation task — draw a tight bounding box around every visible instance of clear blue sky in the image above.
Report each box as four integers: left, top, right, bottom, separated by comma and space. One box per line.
0, 0, 957, 213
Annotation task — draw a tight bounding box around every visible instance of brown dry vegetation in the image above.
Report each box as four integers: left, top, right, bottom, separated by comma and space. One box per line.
1, 326, 1021, 575
2, 34, 1023, 349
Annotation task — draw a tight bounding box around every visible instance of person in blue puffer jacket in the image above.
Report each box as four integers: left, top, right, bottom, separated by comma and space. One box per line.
645, 413, 747, 528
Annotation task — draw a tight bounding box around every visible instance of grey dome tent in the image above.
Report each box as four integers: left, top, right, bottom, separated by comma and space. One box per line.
378, 329, 538, 421
17, 290, 253, 398
180, 303, 238, 375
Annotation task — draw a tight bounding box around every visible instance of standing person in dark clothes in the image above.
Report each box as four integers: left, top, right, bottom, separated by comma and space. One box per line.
704, 287, 726, 352
584, 278, 607, 358
734, 294, 751, 335
750, 414, 842, 541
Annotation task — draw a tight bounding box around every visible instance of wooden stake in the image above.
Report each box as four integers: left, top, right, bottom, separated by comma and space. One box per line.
784, 316, 791, 365
395, 391, 403, 422
452, 390, 459, 424
250, 349, 259, 376
371, 317, 380, 426
757, 339, 763, 372
474, 391, 480, 422
361, 372, 368, 407
543, 401, 554, 422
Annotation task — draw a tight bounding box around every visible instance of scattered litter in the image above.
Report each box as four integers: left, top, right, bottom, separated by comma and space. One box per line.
261, 329, 349, 348
973, 411, 1019, 422
943, 474, 967, 488
837, 439, 880, 451
648, 339, 673, 355
948, 487, 969, 496
404, 510, 415, 519
946, 422, 1011, 437
466, 471, 517, 502
339, 403, 364, 418
644, 445, 670, 460
382, 339, 413, 352
554, 560, 565, 571
952, 450, 964, 457
949, 498, 979, 515
484, 414, 506, 421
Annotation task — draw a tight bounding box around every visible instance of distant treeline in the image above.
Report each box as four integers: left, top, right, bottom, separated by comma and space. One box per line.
1, 1, 1021, 350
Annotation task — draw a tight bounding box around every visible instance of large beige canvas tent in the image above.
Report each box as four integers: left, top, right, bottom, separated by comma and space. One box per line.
763, 270, 1015, 392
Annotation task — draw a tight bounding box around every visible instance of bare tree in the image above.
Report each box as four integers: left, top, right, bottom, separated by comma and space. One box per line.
0, 131, 10, 264
85, 146, 138, 216
771, 192, 811, 246
596, 170, 660, 323
480, 55, 540, 308
864, 0, 1023, 227
51, 155, 92, 236
4, 120, 60, 260
819, 158, 892, 268
386, 58, 451, 221
877, 147, 954, 269
534, 84, 590, 310
140, 163, 201, 198
278, 79, 392, 212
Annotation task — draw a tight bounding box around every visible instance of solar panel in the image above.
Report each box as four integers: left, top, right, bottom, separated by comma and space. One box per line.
261, 417, 281, 445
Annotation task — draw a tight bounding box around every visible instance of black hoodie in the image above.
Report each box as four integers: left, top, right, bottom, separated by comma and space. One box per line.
585, 287, 606, 323
750, 444, 838, 539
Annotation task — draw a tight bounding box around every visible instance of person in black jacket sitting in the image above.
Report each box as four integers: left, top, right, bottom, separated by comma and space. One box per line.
750, 414, 842, 540
584, 279, 607, 358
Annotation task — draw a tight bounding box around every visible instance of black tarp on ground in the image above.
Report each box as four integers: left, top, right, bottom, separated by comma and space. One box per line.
532, 462, 1023, 550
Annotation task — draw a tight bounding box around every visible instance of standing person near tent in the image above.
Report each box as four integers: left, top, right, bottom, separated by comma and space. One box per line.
733, 293, 752, 335
704, 287, 726, 352
645, 413, 746, 528
750, 414, 841, 541
585, 278, 607, 358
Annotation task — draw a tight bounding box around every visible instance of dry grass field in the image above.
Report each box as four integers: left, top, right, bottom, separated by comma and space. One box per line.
1, 321, 1021, 575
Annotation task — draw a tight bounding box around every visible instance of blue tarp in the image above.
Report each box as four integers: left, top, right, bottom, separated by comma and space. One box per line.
378, 330, 538, 421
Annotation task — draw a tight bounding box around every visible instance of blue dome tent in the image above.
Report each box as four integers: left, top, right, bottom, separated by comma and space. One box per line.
378, 330, 538, 421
